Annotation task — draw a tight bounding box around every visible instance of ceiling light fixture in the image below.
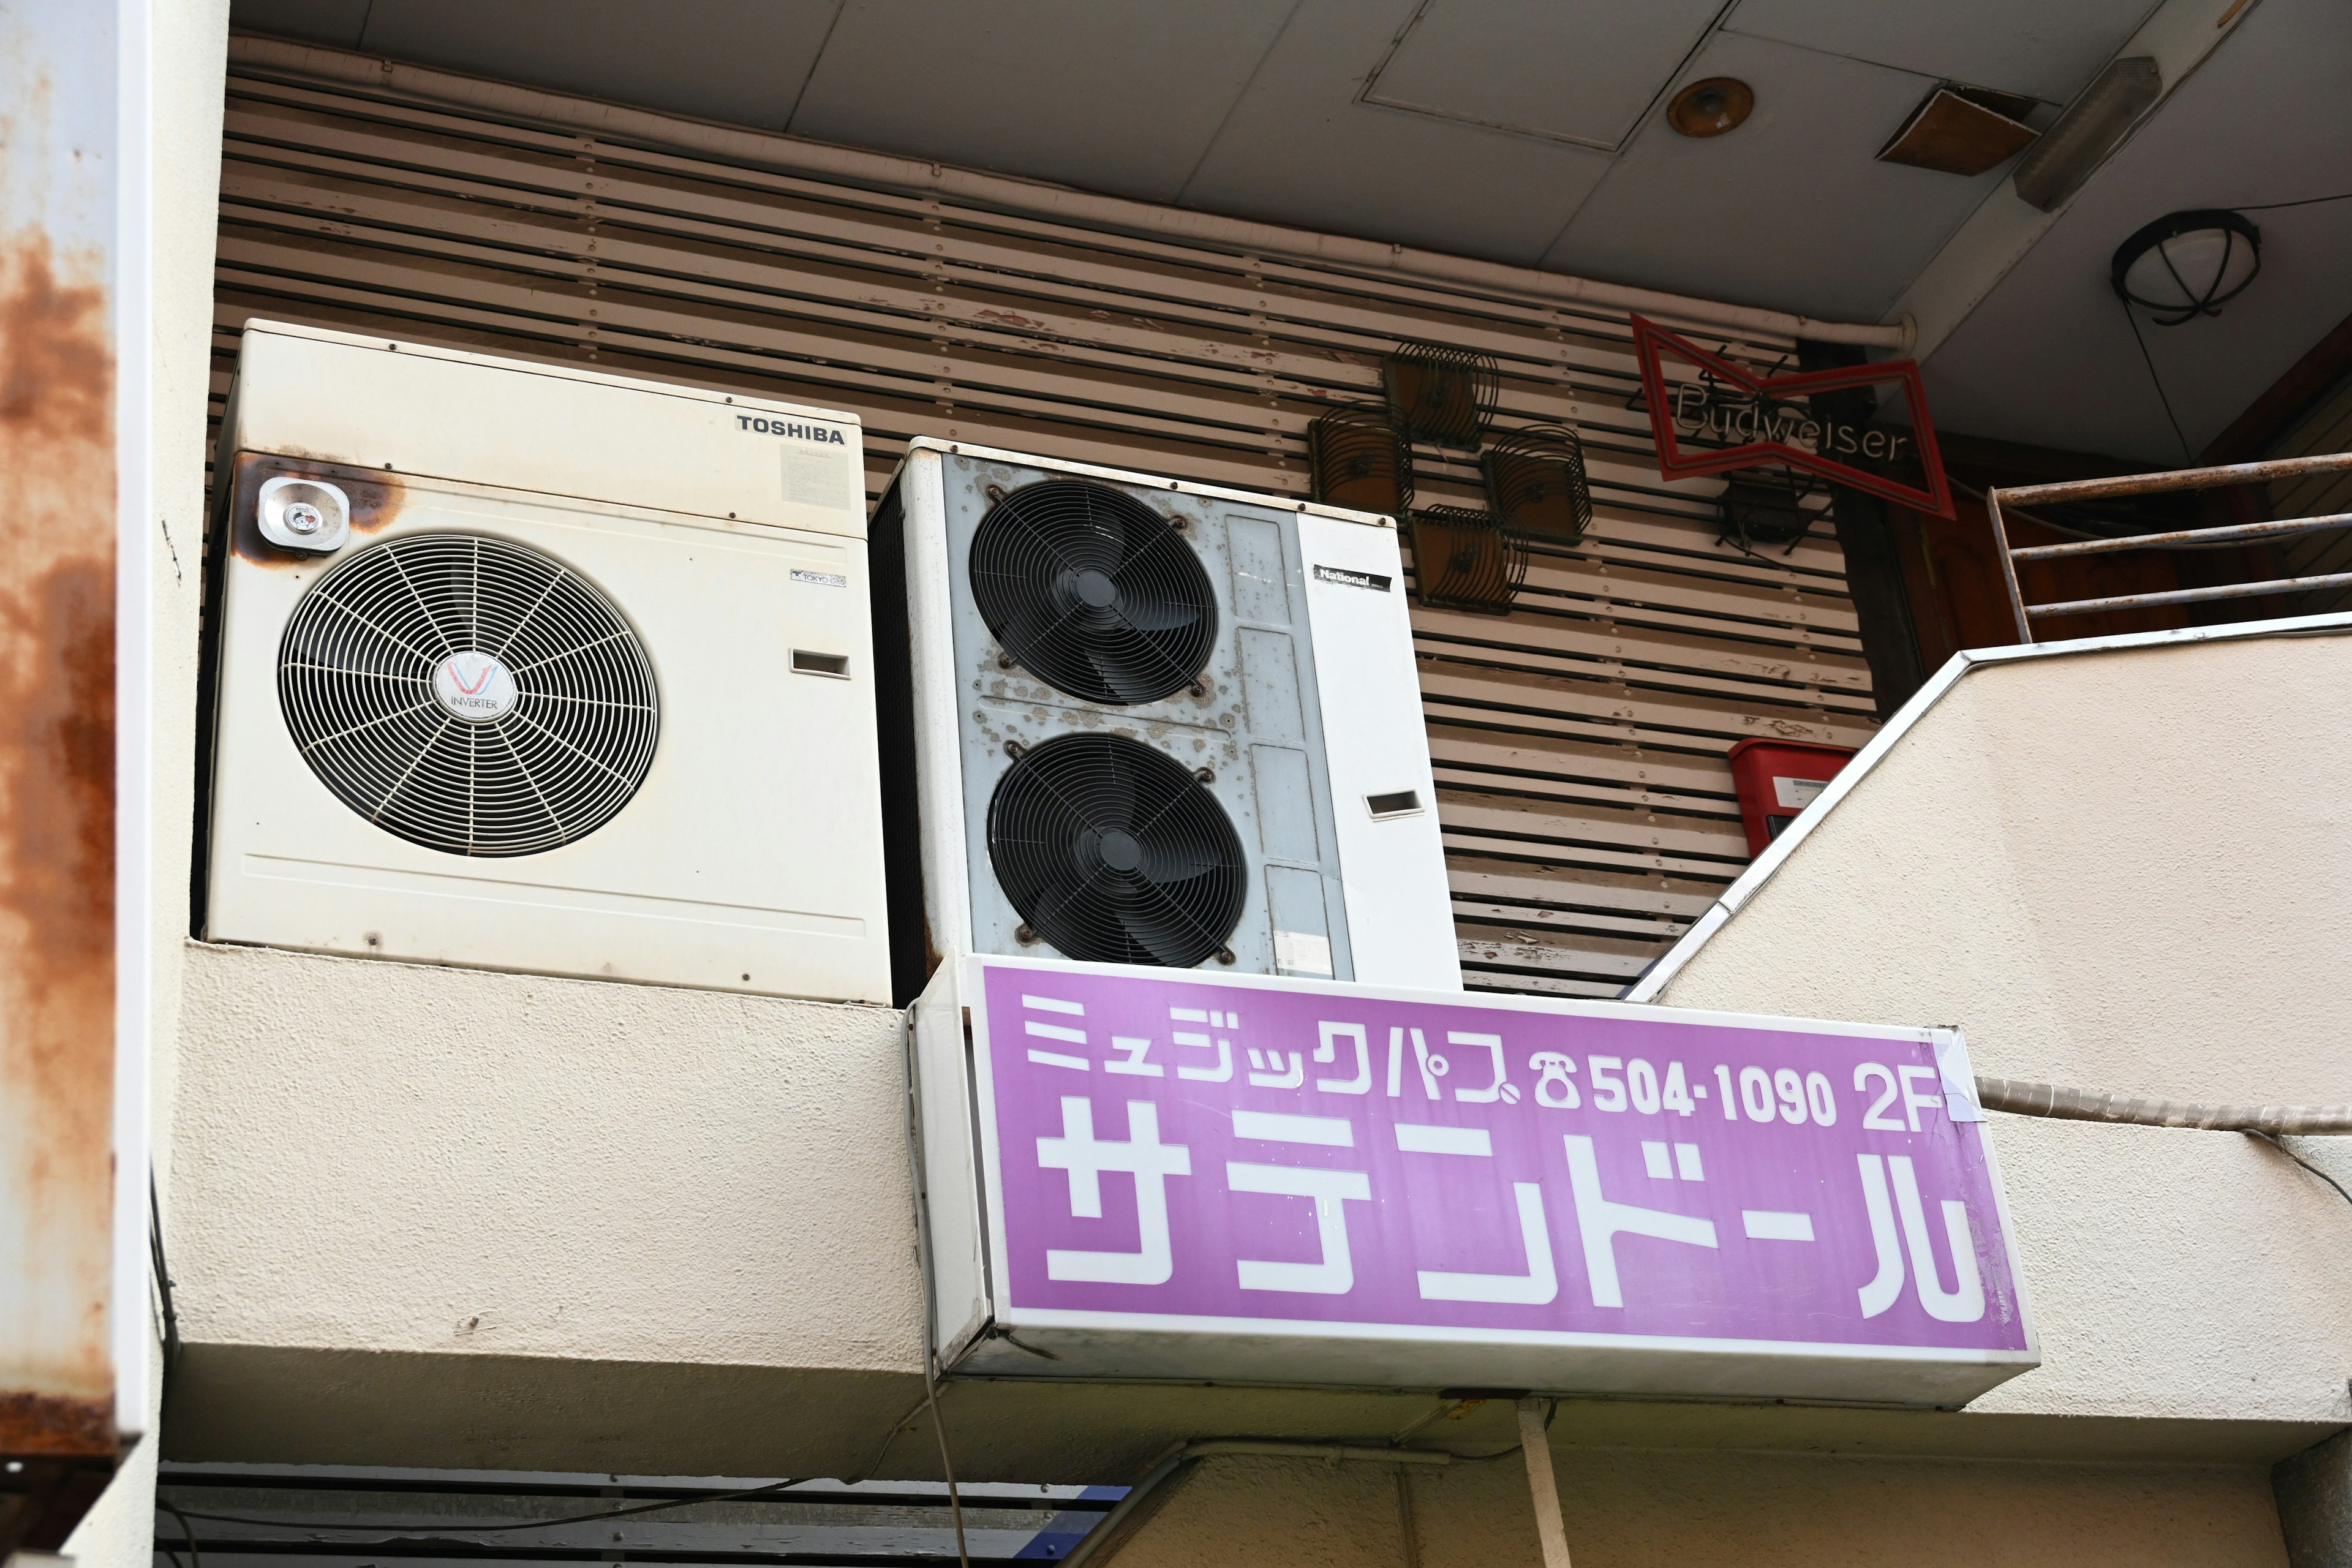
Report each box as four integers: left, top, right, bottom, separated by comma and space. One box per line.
1667, 78, 1752, 138
2110, 209, 2262, 324
2012, 56, 2161, 211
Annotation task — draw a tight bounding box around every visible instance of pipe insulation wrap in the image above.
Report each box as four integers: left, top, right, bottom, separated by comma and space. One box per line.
1975, 1076, 2352, 1135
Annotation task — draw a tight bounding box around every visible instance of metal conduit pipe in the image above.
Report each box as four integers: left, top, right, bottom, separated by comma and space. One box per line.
1060, 1440, 1454, 1568
1975, 1076, 2352, 1135
225, 35, 1914, 352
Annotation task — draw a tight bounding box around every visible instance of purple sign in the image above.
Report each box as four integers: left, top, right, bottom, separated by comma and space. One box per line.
932, 958, 2037, 1403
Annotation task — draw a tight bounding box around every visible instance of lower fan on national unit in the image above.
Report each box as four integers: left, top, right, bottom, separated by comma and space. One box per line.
277, 531, 660, 856
986, 732, 1246, 968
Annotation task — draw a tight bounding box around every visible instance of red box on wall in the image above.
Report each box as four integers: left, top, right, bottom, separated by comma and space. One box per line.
1727, 739, 1856, 858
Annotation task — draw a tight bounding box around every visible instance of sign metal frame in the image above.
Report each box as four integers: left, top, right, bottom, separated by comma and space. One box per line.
1632, 314, 1958, 520
916, 956, 2037, 1406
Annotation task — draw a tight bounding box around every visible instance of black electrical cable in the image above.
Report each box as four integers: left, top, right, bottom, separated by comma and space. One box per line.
902, 1009, 971, 1568
2231, 191, 2352, 213
149, 1174, 181, 1404
159, 1501, 203, 1568
2250, 1132, 2352, 1208
2120, 303, 2195, 463
160, 1477, 807, 1536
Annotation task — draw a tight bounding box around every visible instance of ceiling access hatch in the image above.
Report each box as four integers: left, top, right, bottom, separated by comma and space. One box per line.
1360, 0, 1725, 149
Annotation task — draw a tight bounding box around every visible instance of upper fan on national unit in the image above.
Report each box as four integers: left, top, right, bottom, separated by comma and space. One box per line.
987, 733, 1246, 968
277, 531, 660, 856
967, 478, 1217, 705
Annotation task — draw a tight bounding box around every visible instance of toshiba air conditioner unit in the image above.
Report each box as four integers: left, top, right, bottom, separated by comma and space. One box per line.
202, 320, 891, 1003
870, 439, 1459, 1004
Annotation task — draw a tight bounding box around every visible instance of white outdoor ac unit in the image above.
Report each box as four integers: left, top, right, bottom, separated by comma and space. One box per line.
870, 439, 1458, 1002
202, 321, 892, 1003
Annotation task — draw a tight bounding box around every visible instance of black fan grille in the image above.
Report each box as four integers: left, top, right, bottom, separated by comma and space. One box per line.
968, 480, 1217, 706
987, 733, 1246, 968
277, 532, 659, 857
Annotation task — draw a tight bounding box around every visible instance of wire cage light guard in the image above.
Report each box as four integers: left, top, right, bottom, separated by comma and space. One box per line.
1382, 341, 1501, 450
1987, 450, 2352, 641
1481, 424, 1594, 544
1307, 405, 1415, 516
1405, 507, 1528, 614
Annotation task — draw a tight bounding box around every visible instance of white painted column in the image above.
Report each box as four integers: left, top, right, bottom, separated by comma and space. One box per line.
1517, 1396, 1574, 1568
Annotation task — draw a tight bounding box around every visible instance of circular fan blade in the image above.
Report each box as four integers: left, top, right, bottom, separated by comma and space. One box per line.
970, 479, 1216, 706
279, 531, 659, 857
1116, 886, 1228, 970
987, 733, 1245, 968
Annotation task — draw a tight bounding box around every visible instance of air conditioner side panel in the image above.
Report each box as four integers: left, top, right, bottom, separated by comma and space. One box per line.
1297, 513, 1462, 990
898, 450, 975, 965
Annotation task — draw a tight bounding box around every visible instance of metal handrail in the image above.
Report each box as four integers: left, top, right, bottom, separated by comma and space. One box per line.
1988, 451, 2352, 642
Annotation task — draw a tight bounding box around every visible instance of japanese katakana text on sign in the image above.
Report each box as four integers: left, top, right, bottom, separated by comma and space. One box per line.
963, 960, 2032, 1371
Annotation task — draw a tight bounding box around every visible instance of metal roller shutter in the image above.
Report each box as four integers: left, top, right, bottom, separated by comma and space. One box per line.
209, 56, 1876, 997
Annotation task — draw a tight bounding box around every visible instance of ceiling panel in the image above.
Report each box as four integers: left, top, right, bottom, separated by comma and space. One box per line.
230, 0, 372, 47
1364, 0, 1721, 148
788, 0, 1298, 204
358, 0, 842, 131
1722, 0, 2161, 105
1542, 31, 2007, 320
1919, 0, 2352, 460
1179, 0, 1614, 265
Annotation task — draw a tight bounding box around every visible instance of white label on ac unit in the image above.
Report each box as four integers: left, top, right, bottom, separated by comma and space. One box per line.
781, 445, 854, 511
1273, 929, 1334, 978
1773, 776, 1831, 810
791, 568, 848, 587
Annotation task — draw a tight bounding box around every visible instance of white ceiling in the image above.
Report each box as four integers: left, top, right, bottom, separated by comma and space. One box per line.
229, 0, 2352, 462
1917, 0, 2352, 462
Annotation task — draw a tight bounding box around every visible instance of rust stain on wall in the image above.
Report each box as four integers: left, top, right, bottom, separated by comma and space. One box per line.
0, 1391, 113, 1455
0, 229, 120, 1414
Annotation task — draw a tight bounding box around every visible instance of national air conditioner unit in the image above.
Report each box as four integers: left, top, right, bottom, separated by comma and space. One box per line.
870, 439, 1458, 1003
202, 321, 891, 1003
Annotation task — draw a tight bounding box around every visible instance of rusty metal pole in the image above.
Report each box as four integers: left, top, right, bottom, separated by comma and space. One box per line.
1517, 1396, 1574, 1568
1984, 488, 2034, 644
0, 0, 151, 1553
1988, 451, 2352, 633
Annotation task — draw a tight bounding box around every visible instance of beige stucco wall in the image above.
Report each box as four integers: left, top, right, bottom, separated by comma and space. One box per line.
1118, 1447, 2290, 1568
1655, 628, 2352, 1428
165, 941, 924, 1384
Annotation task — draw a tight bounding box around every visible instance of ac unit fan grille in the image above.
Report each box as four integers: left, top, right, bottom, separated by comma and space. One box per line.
987, 733, 1246, 968
968, 479, 1217, 706
277, 532, 660, 857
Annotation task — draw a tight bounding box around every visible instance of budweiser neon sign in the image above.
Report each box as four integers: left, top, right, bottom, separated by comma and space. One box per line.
1632, 315, 1956, 519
